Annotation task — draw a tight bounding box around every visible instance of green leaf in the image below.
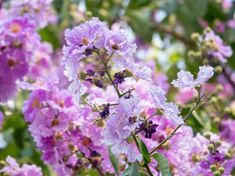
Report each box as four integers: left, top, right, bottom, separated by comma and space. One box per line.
122, 163, 140, 176
108, 146, 119, 175
152, 153, 172, 176
137, 139, 151, 164
128, 0, 151, 9
125, 10, 153, 42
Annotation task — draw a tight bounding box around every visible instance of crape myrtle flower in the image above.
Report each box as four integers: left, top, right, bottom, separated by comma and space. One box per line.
23, 81, 114, 175
9, 0, 57, 28
0, 156, 42, 176
172, 65, 214, 89
103, 94, 142, 162
150, 85, 183, 124
203, 30, 232, 63
0, 17, 40, 102
62, 18, 152, 102
219, 119, 235, 145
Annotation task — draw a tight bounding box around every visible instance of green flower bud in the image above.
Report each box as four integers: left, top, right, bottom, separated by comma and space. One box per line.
204, 27, 212, 34
215, 140, 222, 147
213, 171, 220, 176
203, 132, 211, 139
203, 59, 209, 65
224, 107, 231, 113
211, 97, 218, 103
215, 85, 223, 92
0, 161, 6, 169
86, 11, 93, 18
225, 152, 231, 159
210, 164, 217, 172
191, 33, 200, 41
215, 66, 222, 74
218, 167, 224, 174
208, 144, 215, 151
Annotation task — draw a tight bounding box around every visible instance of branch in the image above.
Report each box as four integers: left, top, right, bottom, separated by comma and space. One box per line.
149, 93, 205, 155
152, 23, 194, 46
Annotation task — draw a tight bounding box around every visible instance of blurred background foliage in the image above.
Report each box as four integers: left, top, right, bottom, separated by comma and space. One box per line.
1, 0, 235, 175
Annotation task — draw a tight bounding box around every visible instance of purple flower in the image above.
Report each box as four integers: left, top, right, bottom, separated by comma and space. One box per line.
204, 30, 232, 63
150, 85, 183, 124
0, 17, 40, 102
9, 0, 57, 28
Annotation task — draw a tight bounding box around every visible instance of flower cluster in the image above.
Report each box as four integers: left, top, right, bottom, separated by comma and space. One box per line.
2, 1, 235, 175
9, 0, 56, 28
63, 17, 151, 102
0, 1, 55, 102
190, 29, 232, 63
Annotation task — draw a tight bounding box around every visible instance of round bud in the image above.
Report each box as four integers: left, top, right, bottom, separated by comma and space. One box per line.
203, 59, 209, 65
215, 140, 222, 147
213, 171, 220, 176
211, 97, 218, 103
191, 33, 200, 41
215, 66, 222, 74
210, 164, 217, 172
224, 107, 231, 113
215, 85, 223, 92
86, 11, 93, 18
218, 167, 224, 174
203, 132, 211, 139
213, 171, 221, 176
204, 27, 212, 34
208, 144, 215, 151
214, 117, 221, 124
0, 161, 6, 169
96, 120, 104, 127
225, 152, 231, 159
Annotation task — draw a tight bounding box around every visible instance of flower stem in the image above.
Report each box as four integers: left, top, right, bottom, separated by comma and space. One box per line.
149, 93, 205, 155
132, 135, 154, 176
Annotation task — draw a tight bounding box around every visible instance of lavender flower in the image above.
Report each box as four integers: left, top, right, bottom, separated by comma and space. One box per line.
9, 0, 57, 28
172, 65, 214, 89
204, 30, 232, 63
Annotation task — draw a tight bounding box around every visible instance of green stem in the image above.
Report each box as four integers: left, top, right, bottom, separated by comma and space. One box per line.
132, 135, 154, 176
149, 93, 205, 155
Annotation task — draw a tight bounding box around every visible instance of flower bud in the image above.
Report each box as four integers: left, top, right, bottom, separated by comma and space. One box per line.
214, 116, 220, 124
86, 11, 93, 18
203, 59, 209, 65
215, 140, 222, 147
211, 97, 218, 103
213, 171, 220, 176
191, 33, 200, 41
208, 144, 215, 151
224, 107, 231, 113
225, 152, 231, 159
218, 167, 224, 174
215, 85, 223, 92
210, 164, 217, 172
203, 132, 211, 139
204, 27, 212, 34
0, 161, 6, 169
215, 66, 222, 74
